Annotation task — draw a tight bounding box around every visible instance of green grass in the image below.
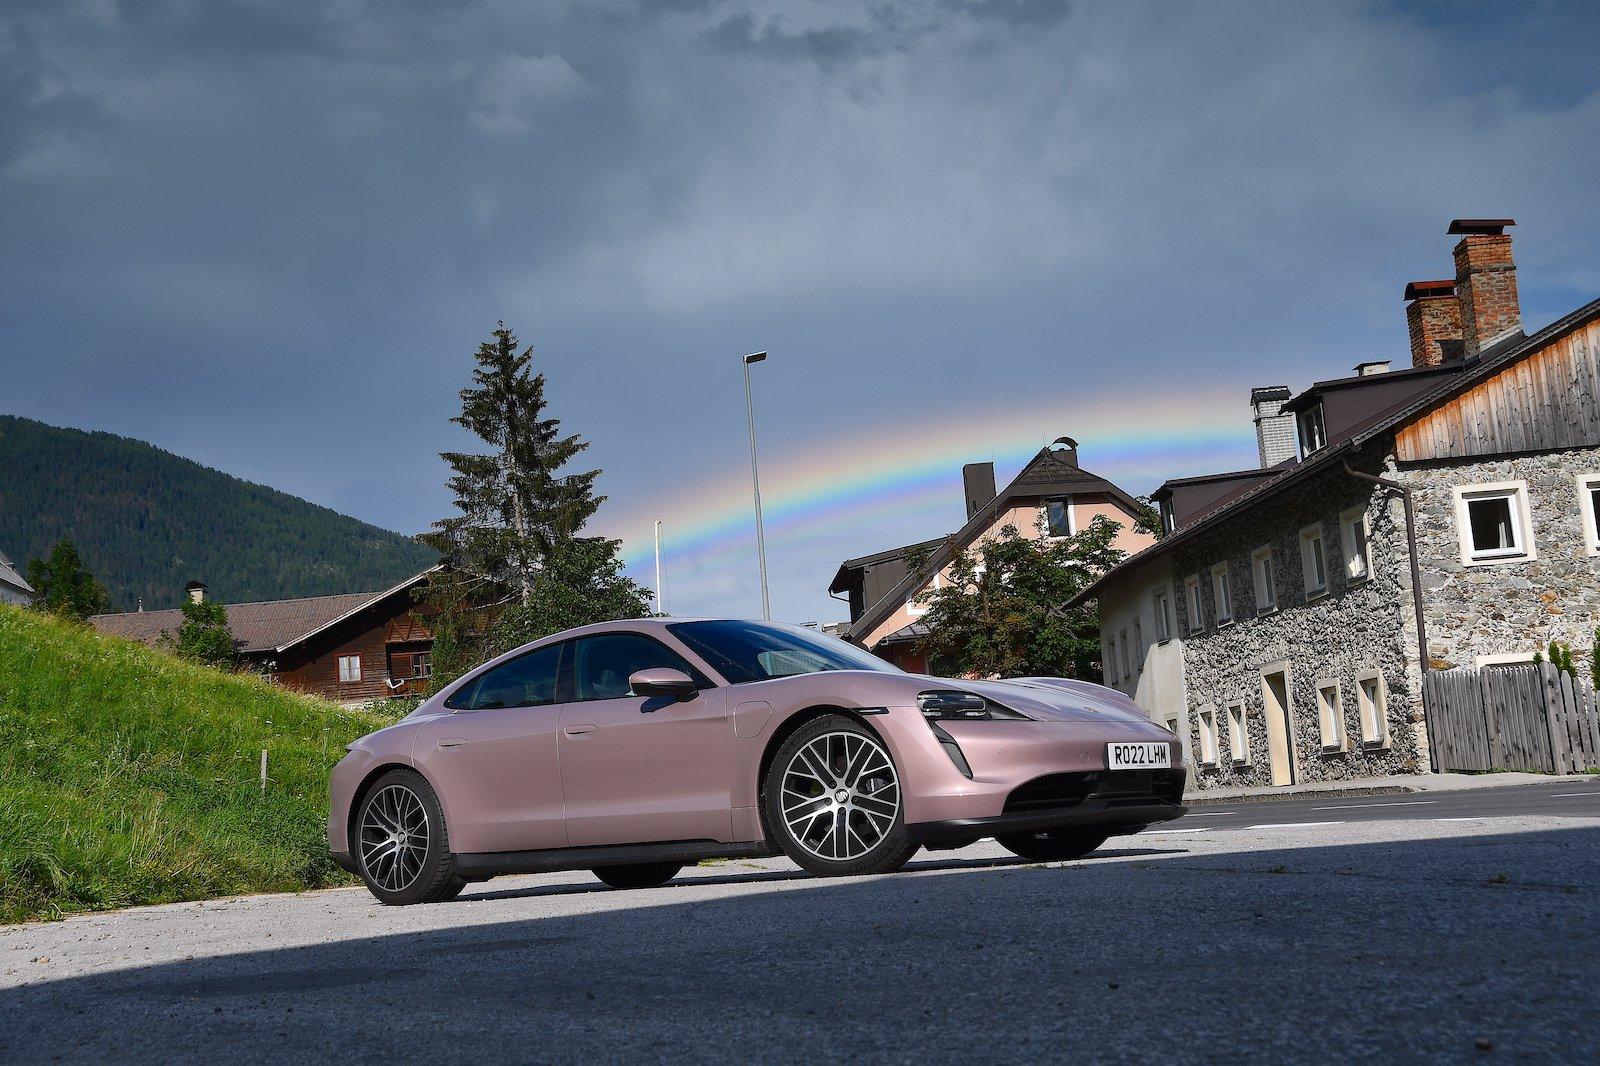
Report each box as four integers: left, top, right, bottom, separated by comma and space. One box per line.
0, 605, 389, 923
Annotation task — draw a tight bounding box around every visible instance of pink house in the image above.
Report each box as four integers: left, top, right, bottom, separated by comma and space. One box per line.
829, 438, 1156, 672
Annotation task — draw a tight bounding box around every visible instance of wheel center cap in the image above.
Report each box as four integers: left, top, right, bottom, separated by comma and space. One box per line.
834, 789, 849, 803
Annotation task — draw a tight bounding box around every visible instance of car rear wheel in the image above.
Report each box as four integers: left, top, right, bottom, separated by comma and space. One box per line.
591, 862, 684, 890
354, 769, 465, 905
763, 715, 919, 877
996, 828, 1109, 863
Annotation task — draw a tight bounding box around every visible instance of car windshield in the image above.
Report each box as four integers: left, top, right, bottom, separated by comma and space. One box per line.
666, 620, 901, 684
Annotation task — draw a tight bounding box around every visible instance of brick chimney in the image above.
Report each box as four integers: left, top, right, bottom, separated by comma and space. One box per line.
1250, 386, 1295, 468
961, 462, 996, 519
1403, 279, 1463, 368
1449, 218, 1521, 358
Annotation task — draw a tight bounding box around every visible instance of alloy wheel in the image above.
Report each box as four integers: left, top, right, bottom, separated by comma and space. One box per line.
780, 731, 900, 861
359, 783, 430, 893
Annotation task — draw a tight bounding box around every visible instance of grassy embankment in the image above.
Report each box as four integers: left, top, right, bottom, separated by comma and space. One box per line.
0, 605, 388, 923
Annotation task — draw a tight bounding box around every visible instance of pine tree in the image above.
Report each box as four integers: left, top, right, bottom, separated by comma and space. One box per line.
419, 324, 649, 684
420, 324, 602, 604
25, 539, 110, 620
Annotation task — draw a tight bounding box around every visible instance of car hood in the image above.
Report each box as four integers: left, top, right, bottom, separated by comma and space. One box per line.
925, 675, 1165, 731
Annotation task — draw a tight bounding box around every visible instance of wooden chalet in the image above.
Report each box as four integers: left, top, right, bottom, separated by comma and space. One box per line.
91, 568, 440, 703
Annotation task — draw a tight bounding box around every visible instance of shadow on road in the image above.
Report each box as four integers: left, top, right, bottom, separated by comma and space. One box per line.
464, 847, 1188, 902
3, 827, 1596, 1063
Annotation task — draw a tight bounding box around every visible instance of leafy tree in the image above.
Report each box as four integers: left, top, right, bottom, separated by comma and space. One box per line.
420, 324, 650, 687
25, 539, 109, 620
910, 516, 1129, 679
1133, 495, 1165, 540
162, 596, 237, 668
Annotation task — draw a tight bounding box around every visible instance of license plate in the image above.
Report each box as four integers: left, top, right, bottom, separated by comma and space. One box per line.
1107, 742, 1172, 770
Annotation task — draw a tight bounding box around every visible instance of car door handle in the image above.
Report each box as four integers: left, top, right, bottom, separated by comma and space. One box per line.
563, 724, 598, 736
435, 737, 468, 749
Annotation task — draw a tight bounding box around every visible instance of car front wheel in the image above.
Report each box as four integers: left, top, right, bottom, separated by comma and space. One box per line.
996, 828, 1109, 863
763, 714, 919, 877
354, 768, 465, 905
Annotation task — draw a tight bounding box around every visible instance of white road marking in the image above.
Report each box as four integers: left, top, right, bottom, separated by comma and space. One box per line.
1433, 817, 1485, 822
1183, 811, 1237, 817
1244, 821, 1344, 830
1551, 792, 1600, 799
1309, 800, 1437, 811
1142, 827, 1211, 835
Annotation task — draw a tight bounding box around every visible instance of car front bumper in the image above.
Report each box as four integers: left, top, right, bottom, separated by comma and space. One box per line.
905, 776, 1187, 847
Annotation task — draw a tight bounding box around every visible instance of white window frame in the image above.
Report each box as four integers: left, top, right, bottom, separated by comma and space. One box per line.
1340, 505, 1371, 583
1184, 574, 1204, 634
1299, 523, 1328, 599
906, 571, 943, 617
1226, 698, 1249, 764
1578, 474, 1600, 557
1316, 679, 1345, 752
1211, 563, 1233, 626
1474, 651, 1537, 668
1152, 588, 1173, 643
338, 653, 362, 683
1356, 670, 1388, 748
1453, 481, 1536, 567
1251, 545, 1276, 615
1164, 713, 1185, 764
1197, 704, 1219, 766
1042, 497, 1075, 539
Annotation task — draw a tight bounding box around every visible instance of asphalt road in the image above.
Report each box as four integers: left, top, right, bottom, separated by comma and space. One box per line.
3, 781, 1598, 1064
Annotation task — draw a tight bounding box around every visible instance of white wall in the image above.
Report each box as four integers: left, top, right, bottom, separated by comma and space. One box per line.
1097, 556, 1191, 762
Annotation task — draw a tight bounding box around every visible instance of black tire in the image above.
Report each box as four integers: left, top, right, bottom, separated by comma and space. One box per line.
996, 828, 1110, 863
763, 714, 919, 878
591, 862, 684, 890
353, 768, 465, 905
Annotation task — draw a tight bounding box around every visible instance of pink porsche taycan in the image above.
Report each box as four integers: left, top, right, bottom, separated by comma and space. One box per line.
328, 618, 1187, 904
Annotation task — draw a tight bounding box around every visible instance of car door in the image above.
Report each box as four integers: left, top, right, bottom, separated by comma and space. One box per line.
558, 631, 733, 847
414, 641, 569, 855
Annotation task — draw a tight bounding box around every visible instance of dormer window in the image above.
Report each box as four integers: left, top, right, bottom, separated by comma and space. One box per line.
1298, 403, 1327, 456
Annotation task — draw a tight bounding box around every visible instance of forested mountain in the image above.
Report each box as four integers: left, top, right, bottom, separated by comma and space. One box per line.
0, 416, 437, 611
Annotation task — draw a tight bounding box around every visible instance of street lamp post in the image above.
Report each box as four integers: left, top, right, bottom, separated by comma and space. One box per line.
742, 351, 771, 621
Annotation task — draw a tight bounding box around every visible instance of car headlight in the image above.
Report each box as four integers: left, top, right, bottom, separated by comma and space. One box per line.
917, 690, 1031, 721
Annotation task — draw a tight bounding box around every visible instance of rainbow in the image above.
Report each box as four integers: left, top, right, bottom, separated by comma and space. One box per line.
601, 383, 1262, 601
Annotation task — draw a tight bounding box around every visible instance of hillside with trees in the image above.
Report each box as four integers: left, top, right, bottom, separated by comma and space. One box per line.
0, 415, 437, 611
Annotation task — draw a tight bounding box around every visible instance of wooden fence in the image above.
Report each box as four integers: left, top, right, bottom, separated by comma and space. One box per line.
1424, 663, 1600, 774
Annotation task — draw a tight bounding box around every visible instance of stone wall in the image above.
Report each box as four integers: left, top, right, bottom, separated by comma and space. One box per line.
1395, 446, 1600, 672
1172, 451, 1427, 789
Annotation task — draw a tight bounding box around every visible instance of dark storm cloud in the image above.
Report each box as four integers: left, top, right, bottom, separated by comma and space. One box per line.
2, 0, 1599, 621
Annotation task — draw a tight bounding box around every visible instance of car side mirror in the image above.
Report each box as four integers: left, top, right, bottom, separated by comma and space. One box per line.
629, 668, 698, 701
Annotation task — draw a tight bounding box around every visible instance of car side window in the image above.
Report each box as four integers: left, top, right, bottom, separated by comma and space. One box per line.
445, 642, 563, 711
570, 633, 710, 702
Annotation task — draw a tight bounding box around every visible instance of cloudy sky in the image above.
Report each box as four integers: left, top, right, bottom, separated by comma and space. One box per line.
4, 0, 1599, 622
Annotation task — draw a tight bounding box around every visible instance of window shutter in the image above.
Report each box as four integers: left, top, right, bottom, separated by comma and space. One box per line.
391, 651, 411, 680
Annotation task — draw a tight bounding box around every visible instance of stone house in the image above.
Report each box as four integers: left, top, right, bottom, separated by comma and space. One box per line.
1073, 219, 1600, 789
830, 439, 1156, 671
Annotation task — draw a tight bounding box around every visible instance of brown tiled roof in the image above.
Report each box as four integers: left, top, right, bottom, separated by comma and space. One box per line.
91, 592, 380, 654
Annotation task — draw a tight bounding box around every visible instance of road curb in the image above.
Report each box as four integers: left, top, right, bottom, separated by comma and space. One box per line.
1185, 784, 1419, 806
